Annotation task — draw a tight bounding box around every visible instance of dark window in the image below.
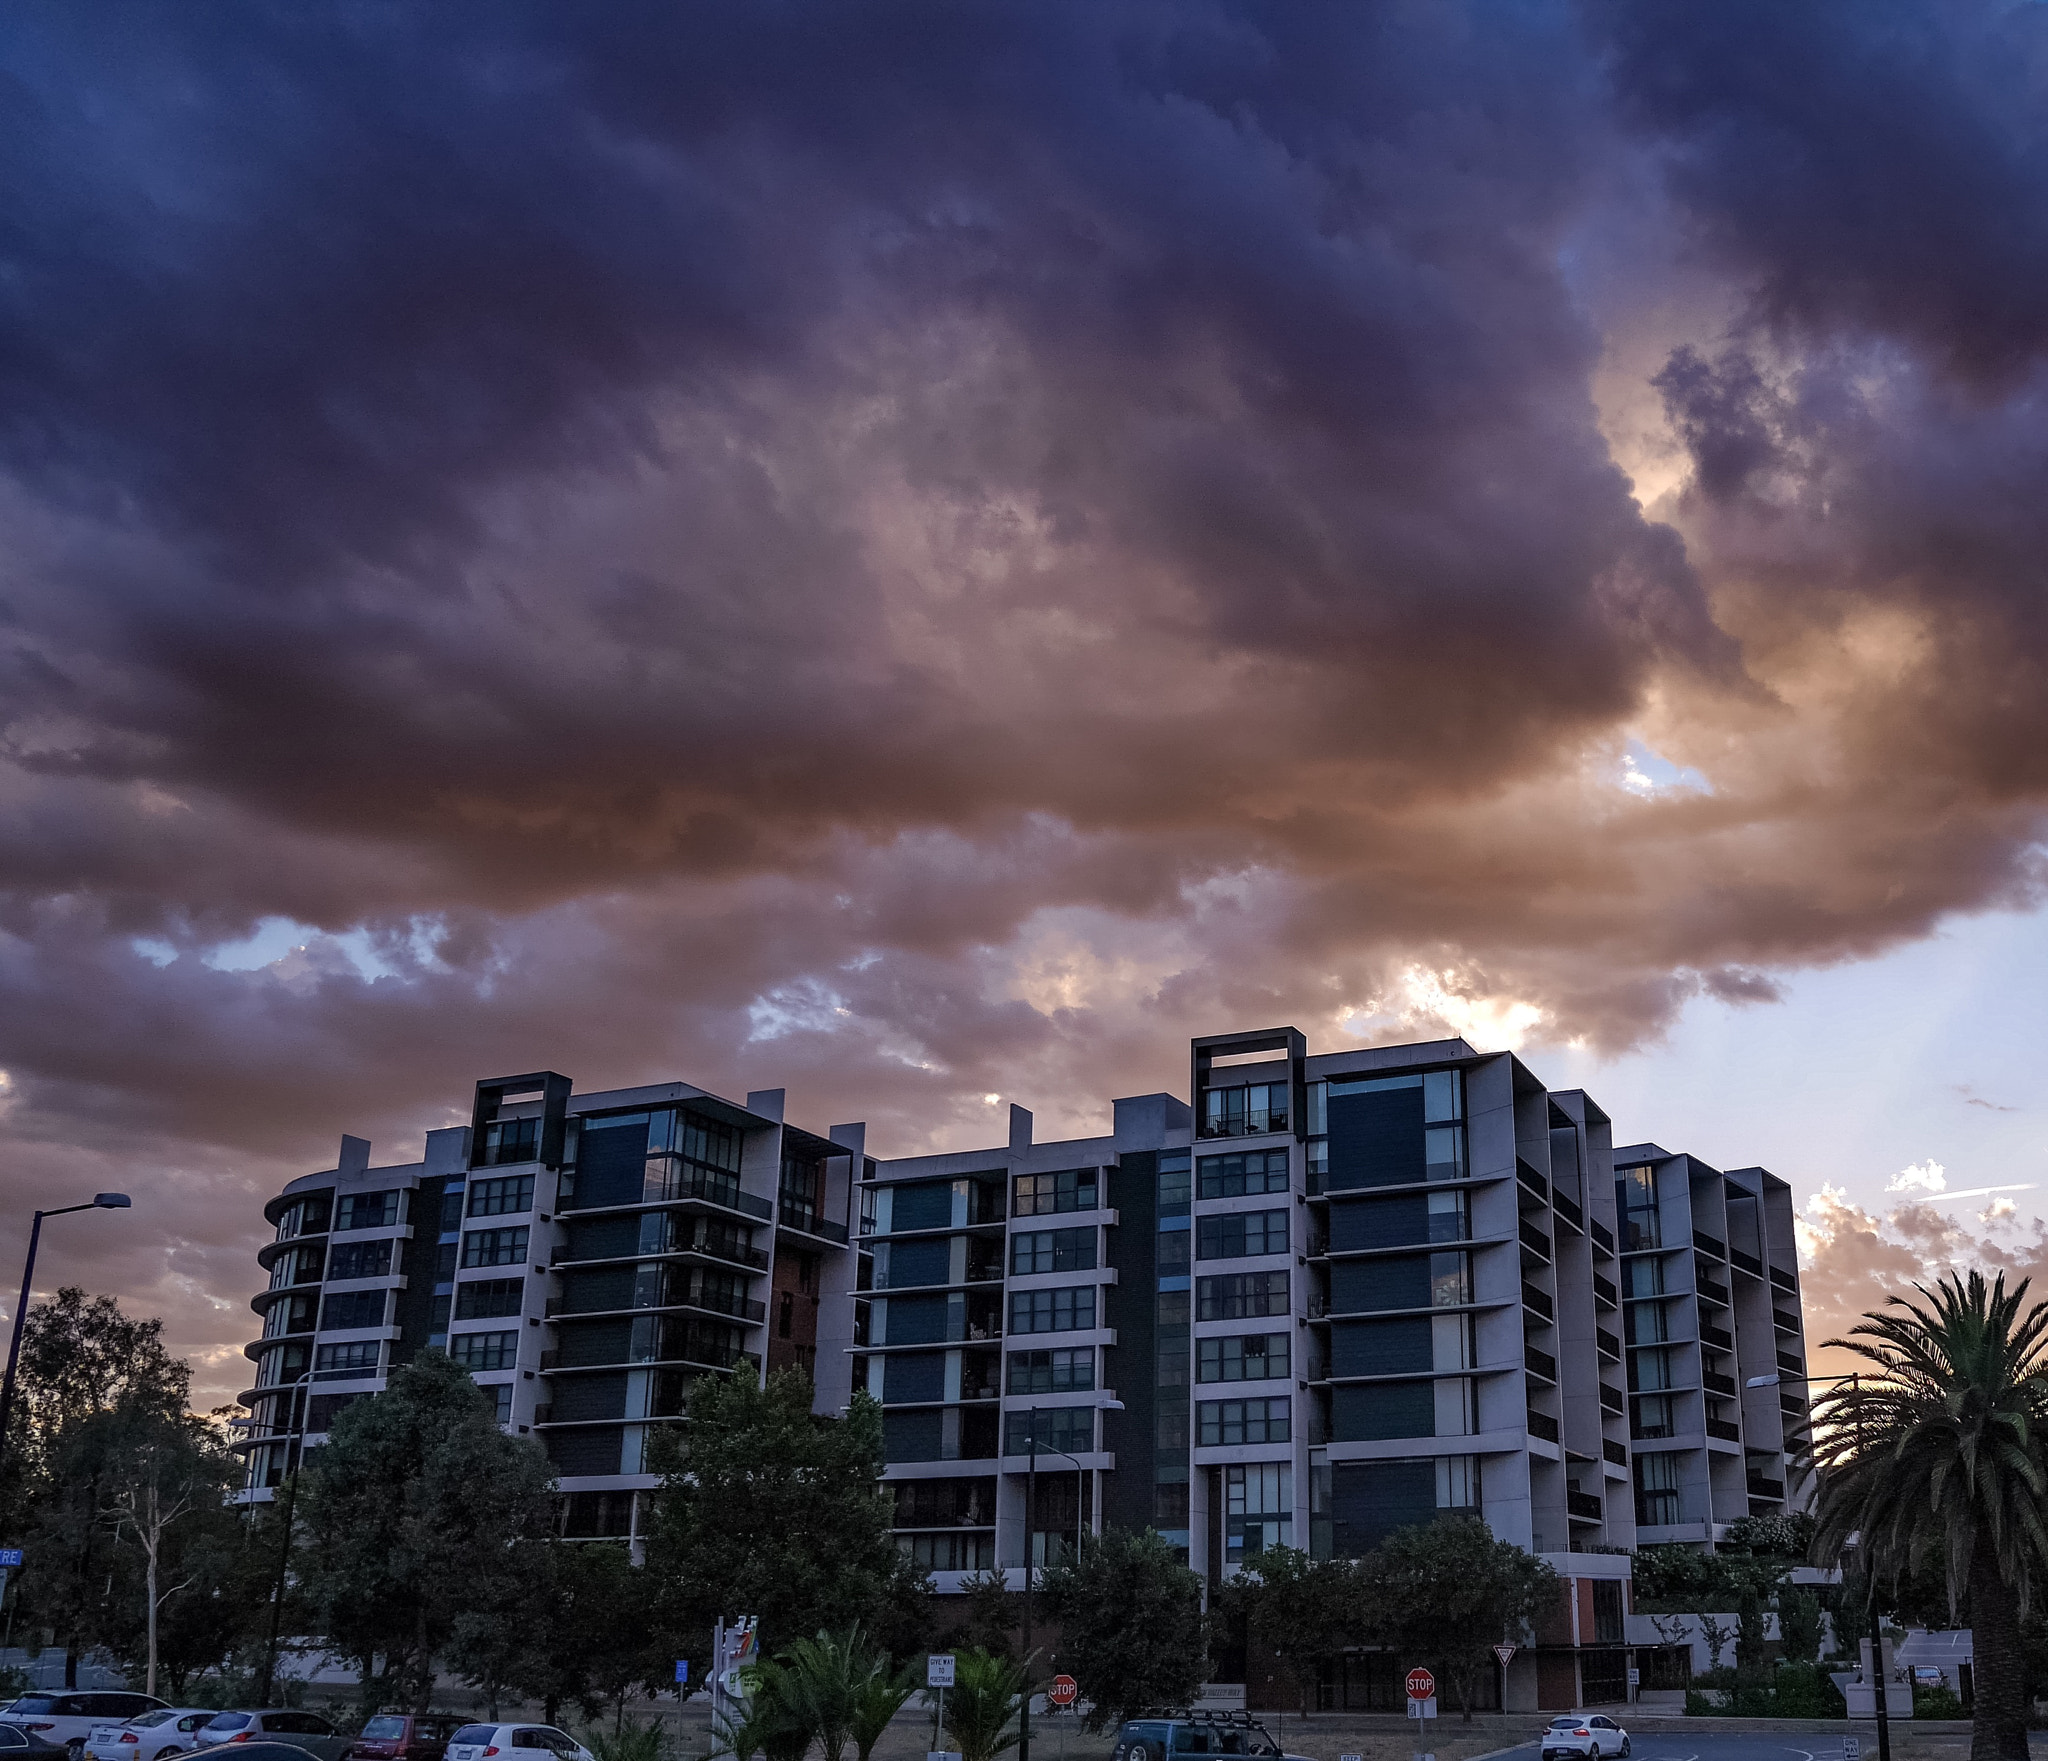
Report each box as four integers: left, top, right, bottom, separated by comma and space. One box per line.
882, 1352, 945, 1404
888, 1181, 954, 1232
312, 1339, 381, 1378
778, 1292, 794, 1338
319, 1289, 386, 1331
1331, 1380, 1434, 1440
1157, 1228, 1192, 1277
1009, 1287, 1096, 1334
883, 1408, 946, 1463
439, 1188, 466, 1232
1197, 1271, 1290, 1321
469, 1174, 535, 1217
1196, 1332, 1289, 1383
1328, 1188, 1469, 1252
1197, 1149, 1290, 1198
1195, 1210, 1288, 1261
1011, 1227, 1096, 1275
1200, 1082, 1288, 1138
1329, 1316, 1432, 1377
479, 1116, 540, 1166
463, 1226, 530, 1268
326, 1239, 392, 1280
1012, 1169, 1099, 1217
1196, 1397, 1290, 1446
1327, 1250, 1471, 1314
1006, 1348, 1094, 1394
335, 1190, 401, 1231
449, 1330, 518, 1371
1619, 1166, 1661, 1251
455, 1278, 524, 1321
1592, 1579, 1625, 1644
1005, 1407, 1093, 1455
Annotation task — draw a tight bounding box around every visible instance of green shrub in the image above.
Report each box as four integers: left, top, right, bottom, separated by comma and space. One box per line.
1684, 1689, 1714, 1716
1771, 1662, 1846, 1719
1914, 1684, 1965, 1720
582, 1720, 666, 1761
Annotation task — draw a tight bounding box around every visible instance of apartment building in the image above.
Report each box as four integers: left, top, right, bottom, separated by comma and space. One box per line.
234, 1033, 1810, 1709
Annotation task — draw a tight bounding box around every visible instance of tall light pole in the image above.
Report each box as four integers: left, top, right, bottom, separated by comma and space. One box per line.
0, 1195, 133, 1486
1749, 1368, 1884, 1761
256, 1365, 317, 1707
1018, 1396, 1121, 1761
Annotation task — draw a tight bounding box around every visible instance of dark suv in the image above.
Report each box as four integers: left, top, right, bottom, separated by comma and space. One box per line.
1111, 1713, 1312, 1761
348, 1717, 464, 1761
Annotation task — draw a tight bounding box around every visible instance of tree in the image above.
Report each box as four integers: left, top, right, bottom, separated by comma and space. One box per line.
1361, 1518, 1557, 1723
6, 1291, 191, 1687
295, 1351, 556, 1710
643, 1371, 930, 1659
941, 1648, 1024, 1761
1813, 1270, 2048, 1761
957, 1569, 1019, 1660
1734, 1581, 1769, 1686
1216, 1547, 1357, 1718
100, 1407, 242, 1697
1778, 1588, 1824, 1666
776, 1628, 876, 1761
504, 1541, 664, 1727
1037, 1530, 1207, 1731
849, 1659, 918, 1761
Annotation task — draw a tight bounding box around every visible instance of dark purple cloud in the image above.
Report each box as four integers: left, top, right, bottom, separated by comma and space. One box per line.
1, 1, 2047, 1395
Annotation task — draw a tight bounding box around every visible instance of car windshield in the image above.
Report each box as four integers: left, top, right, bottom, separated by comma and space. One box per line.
1550, 1719, 1582, 1728
128, 1716, 175, 1731
361, 1720, 407, 1742
450, 1731, 496, 1748
7, 1704, 55, 1718
205, 1716, 253, 1732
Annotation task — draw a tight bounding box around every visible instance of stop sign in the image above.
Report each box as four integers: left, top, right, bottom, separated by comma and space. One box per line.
1406, 1667, 1436, 1700
1048, 1675, 1079, 1708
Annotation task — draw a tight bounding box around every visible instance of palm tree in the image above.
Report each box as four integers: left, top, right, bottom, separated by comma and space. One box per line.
779, 1627, 874, 1761
1812, 1270, 2048, 1761
941, 1648, 1027, 1761
719, 1660, 813, 1761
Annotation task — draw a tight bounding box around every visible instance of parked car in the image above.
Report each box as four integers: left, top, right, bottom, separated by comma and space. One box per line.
188, 1715, 350, 1761
1110, 1714, 1312, 1761
347, 1715, 465, 1761
87, 1712, 219, 1761
444, 1727, 593, 1761
1, 1697, 171, 1757
187, 1746, 331, 1761
1540, 1715, 1630, 1760
0, 1726, 67, 1756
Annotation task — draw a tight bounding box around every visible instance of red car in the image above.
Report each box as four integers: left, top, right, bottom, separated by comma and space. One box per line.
348, 1719, 466, 1761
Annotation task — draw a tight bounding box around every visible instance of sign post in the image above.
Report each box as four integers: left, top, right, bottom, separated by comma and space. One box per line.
928, 1653, 959, 1761
1048, 1675, 1077, 1761
1406, 1666, 1437, 1761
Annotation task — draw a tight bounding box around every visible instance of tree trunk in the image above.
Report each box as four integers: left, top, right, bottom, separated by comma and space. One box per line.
144, 1532, 158, 1700
1968, 1533, 2029, 1761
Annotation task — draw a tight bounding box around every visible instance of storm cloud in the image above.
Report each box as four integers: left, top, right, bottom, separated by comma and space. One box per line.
2, 1, 2047, 1393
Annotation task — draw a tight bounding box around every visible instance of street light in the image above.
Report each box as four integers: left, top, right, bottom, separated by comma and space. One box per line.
256, 1365, 318, 1706
0, 1194, 133, 1483
1018, 1396, 1122, 1761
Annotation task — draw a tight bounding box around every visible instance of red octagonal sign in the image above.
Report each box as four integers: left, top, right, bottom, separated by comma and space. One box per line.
1048, 1675, 1079, 1709
1405, 1668, 1436, 1701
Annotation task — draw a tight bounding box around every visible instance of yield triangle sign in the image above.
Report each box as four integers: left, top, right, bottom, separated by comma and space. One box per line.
1494, 1644, 1517, 1668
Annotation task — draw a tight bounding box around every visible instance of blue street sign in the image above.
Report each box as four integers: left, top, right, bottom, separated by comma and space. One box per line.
674, 1660, 689, 1684
0, 1550, 22, 1569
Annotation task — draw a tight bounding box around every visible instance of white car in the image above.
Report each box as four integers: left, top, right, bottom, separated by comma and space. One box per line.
1, 1697, 169, 1758
1540, 1714, 1630, 1759
85, 1713, 216, 1761
445, 1728, 592, 1761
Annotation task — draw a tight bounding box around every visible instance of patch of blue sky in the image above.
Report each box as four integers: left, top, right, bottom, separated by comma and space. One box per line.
1620, 737, 1713, 797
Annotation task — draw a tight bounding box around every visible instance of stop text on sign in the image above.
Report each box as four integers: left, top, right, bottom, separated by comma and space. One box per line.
1405, 1667, 1436, 1700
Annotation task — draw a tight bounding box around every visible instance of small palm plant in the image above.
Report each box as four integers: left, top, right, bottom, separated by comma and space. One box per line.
1813, 1270, 2048, 1761
580, 1722, 665, 1761
849, 1657, 919, 1761
718, 1660, 812, 1761
941, 1648, 1027, 1761
779, 1626, 876, 1761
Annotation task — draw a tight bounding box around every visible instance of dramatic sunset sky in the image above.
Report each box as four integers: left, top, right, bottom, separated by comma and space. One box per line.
5, 1, 2048, 1403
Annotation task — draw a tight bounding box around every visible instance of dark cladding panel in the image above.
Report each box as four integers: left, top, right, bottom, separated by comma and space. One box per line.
1326, 1088, 1426, 1190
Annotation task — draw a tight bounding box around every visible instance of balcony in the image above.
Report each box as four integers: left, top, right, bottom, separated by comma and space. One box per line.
1703, 1369, 1737, 1396
777, 1201, 850, 1245
1567, 1488, 1603, 1522
1603, 1438, 1629, 1466
1589, 1218, 1615, 1256
1768, 1264, 1798, 1294
1554, 1191, 1584, 1231
1526, 1345, 1558, 1383
1522, 1283, 1553, 1321
1747, 1474, 1785, 1501
1519, 1220, 1552, 1262
1697, 1277, 1731, 1308
1596, 1329, 1621, 1363
1599, 1383, 1625, 1416
1777, 1351, 1804, 1377
1773, 1304, 1801, 1334
1693, 1230, 1727, 1261
1700, 1324, 1733, 1352
1707, 1417, 1741, 1442
1517, 1160, 1549, 1203
1592, 1272, 1618, 1310
1527, 1409, 1560, 1444
1730, 1247, 1764, 1279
